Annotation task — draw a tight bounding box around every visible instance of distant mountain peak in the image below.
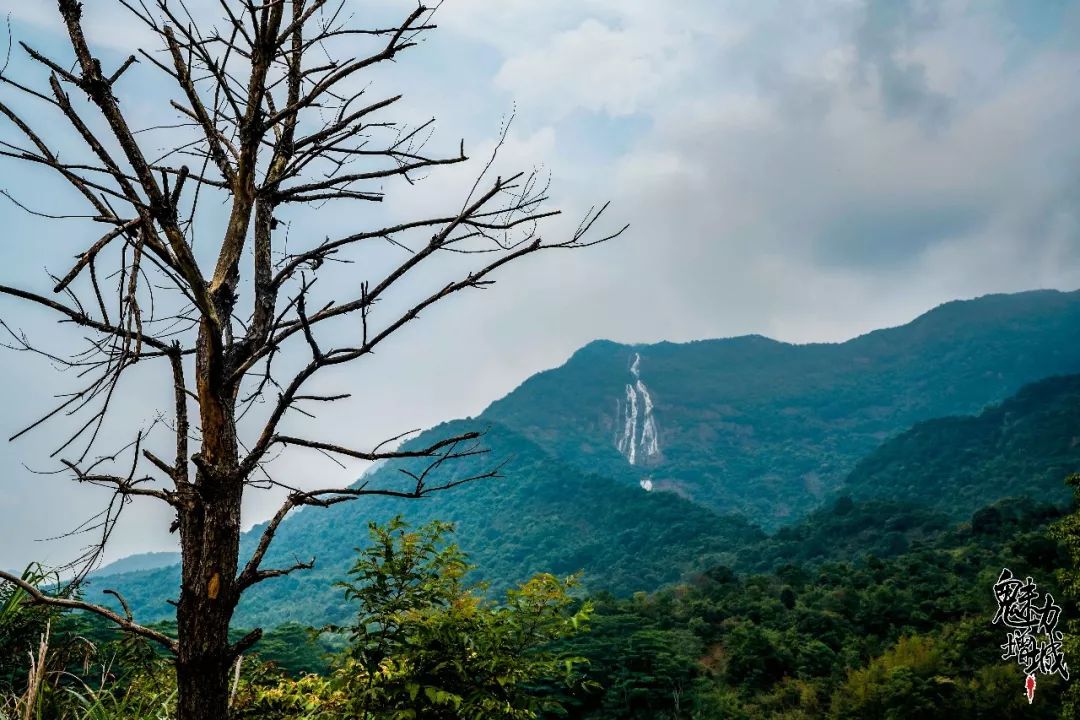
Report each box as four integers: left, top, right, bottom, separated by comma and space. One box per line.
92, 551, 180, 578
485, 287, 1080, 526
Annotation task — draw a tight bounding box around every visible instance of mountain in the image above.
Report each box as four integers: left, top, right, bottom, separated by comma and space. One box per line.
91, 423, 764, 627
91, 552, 180, 578
88, 289, 1080, 626
482, 289, 1080, 524
843, 373, 1080, 517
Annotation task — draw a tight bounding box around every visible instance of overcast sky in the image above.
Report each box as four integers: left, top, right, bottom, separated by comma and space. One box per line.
1, 0, 1079, 570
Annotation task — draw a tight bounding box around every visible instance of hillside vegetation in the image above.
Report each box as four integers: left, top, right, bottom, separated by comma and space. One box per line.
845, 373, 1080, 516
87, 291, 1080, 629
485, 290, 1080, 523
91, 424, 763, 627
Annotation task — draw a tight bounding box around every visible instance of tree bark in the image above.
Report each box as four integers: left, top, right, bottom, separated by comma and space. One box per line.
175, 482, 241, 720
175, 319, 242, 720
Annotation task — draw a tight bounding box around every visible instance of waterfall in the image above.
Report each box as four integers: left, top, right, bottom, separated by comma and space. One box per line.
615, 352, 661, 467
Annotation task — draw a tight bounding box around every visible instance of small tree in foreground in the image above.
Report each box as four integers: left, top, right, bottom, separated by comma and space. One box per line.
238, 518, 593, 719
0, 2, 624, 718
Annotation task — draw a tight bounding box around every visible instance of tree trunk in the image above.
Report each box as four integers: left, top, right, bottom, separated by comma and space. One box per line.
175, 482, 241, 720
175, 318, 242, 720
176, 641, 231, 720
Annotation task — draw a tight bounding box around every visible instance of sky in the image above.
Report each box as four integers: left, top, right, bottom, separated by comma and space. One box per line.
0, 0, 1079, 570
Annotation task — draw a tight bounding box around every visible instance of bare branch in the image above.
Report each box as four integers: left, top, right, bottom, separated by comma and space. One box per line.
0, 569, 178, 653
0, 284, 175, 353
237, 430, 501, 592
270, 430, 481, 462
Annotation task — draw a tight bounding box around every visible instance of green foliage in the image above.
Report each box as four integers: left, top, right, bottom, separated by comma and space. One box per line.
734, 498, 951, 575
240, 624, 342, 677
0, 564, 57, 695
237, 518, 593, 720
5, 495, 1075, 719
0, 602, 176, 720
845, 374, 1080, 517
556, 498, 1071, 719
560, 606, 702, 719
4, 521, 591, 720
57, 667, 177, 720
1051, 473, 1080, 718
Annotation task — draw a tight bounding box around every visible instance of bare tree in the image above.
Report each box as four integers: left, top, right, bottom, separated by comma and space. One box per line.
0, 2, 624, 718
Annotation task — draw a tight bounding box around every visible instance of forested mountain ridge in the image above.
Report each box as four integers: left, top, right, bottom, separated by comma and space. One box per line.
91, 552, 180, 578
484, 289, 1080, 523
87, 289, 1080, 628
91, 422, 765, 627
844, 372, 1080, 516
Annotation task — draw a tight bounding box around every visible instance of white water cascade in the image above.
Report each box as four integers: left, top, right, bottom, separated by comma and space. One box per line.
614, 352, 661, 467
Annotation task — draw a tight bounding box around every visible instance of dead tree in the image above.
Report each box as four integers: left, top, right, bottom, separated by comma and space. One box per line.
0, 2, 624, 718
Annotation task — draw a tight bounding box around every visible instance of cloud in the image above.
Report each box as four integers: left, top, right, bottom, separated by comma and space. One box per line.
6, 1, 197, 52
853, 0, 953, 128
605, 0, 1080, 289
1, 0, 1079, 568
494, 19, 686, 119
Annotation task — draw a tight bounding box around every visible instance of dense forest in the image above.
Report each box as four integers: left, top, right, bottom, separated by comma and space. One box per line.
3, 492, 1078, 719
